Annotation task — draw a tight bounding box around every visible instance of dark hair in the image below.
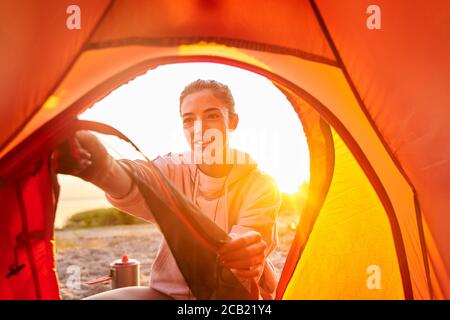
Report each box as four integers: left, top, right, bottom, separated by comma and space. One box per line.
179, 79, 235, 116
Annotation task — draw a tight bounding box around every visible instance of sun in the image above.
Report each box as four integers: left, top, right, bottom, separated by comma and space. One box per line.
274, 176, 304, 194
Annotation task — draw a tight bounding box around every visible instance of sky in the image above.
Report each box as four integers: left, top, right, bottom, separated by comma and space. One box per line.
56, 62, 310, 227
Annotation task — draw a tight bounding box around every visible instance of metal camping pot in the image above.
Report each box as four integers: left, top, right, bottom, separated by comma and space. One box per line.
110, 255, 140, 289
87, 255, 140, 289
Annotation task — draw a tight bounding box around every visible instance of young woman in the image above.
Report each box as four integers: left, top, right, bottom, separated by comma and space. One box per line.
58, 79, 281, 300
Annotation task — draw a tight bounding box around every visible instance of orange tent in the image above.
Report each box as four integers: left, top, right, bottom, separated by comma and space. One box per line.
0, 0, 448, 299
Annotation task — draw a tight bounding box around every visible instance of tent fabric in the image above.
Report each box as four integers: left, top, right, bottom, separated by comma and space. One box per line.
316, 1, 450, 299
0, 154, 60, 299
0, 0, 112, 154
284, 127, 404, 299
0, 0, 449, 299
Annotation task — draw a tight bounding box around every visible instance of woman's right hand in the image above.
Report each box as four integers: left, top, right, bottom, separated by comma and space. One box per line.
55, 130, 112, 183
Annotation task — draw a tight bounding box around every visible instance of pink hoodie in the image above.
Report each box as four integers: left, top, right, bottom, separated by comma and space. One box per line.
105, 149, 281, 299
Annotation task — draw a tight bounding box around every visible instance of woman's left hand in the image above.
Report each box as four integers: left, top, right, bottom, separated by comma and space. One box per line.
218, 231, 267, 280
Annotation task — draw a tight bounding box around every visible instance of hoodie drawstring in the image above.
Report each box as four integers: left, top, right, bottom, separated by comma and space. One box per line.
191, 166, 231, 229
224, 179, 229, 232
192, 166, 200, 205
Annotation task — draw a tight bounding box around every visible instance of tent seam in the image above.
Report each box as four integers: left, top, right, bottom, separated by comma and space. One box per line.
414, 194, 435, 298
86, 36, 339, 67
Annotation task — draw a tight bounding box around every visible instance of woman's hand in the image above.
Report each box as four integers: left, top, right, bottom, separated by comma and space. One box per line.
55, 130, 111, 183
218, 231, 267, 281
55, 130, 133, 198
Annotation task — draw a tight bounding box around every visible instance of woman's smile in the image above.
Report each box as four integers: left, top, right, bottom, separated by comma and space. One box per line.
194, 136, 216, 149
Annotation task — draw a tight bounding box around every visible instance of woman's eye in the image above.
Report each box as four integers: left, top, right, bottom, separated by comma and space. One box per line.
206, 113, 221, 120
183, 118, 194, 126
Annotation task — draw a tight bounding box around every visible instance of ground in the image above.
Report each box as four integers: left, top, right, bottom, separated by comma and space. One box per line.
55, 212, 298, 299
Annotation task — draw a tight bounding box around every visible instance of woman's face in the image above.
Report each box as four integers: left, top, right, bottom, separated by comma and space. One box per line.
180, 89, 237, 160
